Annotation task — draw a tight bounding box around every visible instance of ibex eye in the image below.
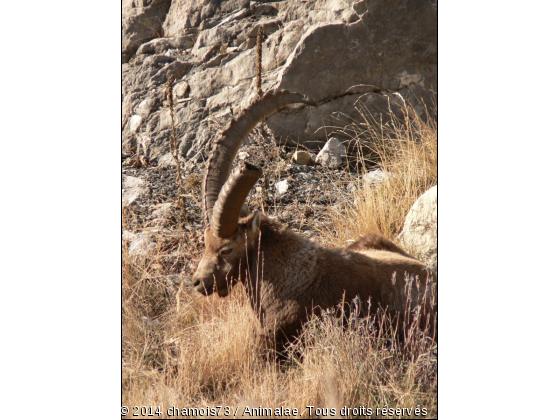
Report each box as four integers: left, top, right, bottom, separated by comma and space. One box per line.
221, 248, 232, 255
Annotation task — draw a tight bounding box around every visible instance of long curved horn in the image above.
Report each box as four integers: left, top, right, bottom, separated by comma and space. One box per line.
203, 90, 315, 227
211, 162, 262, 237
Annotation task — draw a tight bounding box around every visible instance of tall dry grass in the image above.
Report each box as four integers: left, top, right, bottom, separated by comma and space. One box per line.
122, 249, 436, 418
328, 94, 437, 247
122, 95, 437, 418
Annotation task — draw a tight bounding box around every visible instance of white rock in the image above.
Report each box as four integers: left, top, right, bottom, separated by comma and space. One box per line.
136, 98, 155, 118
275, 179, 289, 197
126, 231, 157, 257
173, 81, 189, 99
122, 230, 136, 242
363, 170, 395, 186
316, 138, 346, 168
214, 9, 249, 29
139, 136, 152, 158
157, 153, 177, 167
152, 202, 173, 219
397, 185, 437, 272
122, 176, 149, 207
129, 114, 143, 133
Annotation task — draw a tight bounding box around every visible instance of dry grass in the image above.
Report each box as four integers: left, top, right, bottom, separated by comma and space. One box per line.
122, 254, 437, 419
328, 94, 437, 246
122, 97, 437, 418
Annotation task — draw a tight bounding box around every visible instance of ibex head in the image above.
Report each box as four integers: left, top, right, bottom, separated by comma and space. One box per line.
193, 209, 261, 296
192, 162, 263, 296
192, 90, 314, 297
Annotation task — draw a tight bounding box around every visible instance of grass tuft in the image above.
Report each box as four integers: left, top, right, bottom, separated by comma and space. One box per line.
328, 94, 437, 247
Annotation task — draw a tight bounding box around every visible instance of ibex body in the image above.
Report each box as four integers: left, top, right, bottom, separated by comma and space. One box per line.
191, 91, 431, 350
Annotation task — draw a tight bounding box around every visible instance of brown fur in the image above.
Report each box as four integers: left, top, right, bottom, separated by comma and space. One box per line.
192, 213, 430, 351
346, 232, 415, 258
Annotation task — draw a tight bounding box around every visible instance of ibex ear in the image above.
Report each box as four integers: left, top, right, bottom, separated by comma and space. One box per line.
240, 202, 249, 218
249, 211, 261, 237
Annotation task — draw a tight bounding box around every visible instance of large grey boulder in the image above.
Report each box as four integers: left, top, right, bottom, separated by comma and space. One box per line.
398, 185, 437, 272
267, 0, 437, 143
122, 0, 437, 162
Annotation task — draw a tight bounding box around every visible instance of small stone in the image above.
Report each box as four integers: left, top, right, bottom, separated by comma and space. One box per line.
252, 4, 279, 16
122, 230, 136, 242
129, 115, 143, 133
135, 98, 156, 118
292, 151, 311, 165
157, 153, 177, 167
316, 138, 346, 168
152, 202, 173, 219
363, 170, 395, 186
173, 81, 190, 99
140, 136, 152, 158
126, 232, 157, 257
275, 179, 289, 197
122, 176, 149, 207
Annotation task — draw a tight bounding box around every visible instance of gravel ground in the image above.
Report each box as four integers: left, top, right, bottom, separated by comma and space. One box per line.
121, 131, 372, 297
121, 134, 379, 300
122, 135, 361, 237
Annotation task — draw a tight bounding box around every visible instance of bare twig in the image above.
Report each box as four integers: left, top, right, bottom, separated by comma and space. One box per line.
256, 26, 265, 138
166, 75, 187, 231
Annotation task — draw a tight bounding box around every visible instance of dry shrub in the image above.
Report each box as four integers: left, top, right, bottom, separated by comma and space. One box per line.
122, 240, 266, 415
329, 94, 437, 246
173, 286, 263, 398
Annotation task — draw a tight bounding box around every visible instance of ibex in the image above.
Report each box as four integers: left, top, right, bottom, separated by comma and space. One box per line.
191, 90, 431, 350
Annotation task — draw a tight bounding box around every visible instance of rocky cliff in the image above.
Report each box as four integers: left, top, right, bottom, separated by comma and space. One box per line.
122, 0, 437, 165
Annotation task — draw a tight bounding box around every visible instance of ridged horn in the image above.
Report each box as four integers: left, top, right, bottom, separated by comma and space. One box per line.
211, 162, 262, 237
203, 90, 315, 227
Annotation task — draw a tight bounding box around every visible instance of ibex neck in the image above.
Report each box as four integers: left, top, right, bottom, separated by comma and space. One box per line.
242, 216, 321, 323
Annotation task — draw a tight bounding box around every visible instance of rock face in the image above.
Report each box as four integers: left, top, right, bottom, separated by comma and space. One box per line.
398, 185, 437, 272
122, 0, 173, 63
122, 0, 437, 164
